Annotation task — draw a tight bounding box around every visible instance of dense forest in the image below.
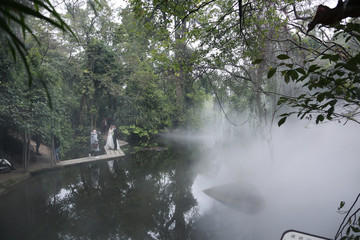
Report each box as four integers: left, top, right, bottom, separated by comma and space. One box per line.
0, 0, 359, 158
1, 0, 360, 161
0, 0, 360, 239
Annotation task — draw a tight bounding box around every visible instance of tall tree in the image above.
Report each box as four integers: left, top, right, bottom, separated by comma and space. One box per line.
128, 0, 296, 128
60, 0, 121, 129
112, 7, 173, 140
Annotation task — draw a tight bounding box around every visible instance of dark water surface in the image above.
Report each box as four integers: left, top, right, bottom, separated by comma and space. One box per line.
1, 123, 360, 240
0, 141, 218, 240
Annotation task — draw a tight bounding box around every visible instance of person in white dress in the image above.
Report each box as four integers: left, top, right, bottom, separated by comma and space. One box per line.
104, 125, 115, 150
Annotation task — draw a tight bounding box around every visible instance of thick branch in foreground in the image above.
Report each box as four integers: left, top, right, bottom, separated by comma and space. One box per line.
307, 0, 360, 33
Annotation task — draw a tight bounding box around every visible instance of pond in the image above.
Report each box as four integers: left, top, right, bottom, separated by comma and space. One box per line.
0, 123, 359, 240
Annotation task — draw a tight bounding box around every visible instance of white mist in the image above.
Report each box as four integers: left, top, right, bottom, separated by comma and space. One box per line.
188, 116, 360, 239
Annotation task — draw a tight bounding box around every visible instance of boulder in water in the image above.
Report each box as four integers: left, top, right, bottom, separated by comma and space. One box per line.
203, 181, 265, 214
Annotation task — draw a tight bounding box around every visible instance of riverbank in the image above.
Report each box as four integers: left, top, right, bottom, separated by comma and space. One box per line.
0, 140, 127, 196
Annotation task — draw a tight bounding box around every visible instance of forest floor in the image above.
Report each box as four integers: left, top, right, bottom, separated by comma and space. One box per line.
0, 139, 53, 196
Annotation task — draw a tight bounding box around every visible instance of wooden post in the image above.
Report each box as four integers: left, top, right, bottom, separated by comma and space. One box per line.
23, 130, 27, 173
27, 129, 30, 172
51, 133, 54, 166
23, 128, 30, 173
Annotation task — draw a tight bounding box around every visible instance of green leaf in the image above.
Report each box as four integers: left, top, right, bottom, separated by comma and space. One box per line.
297, 94, 306, 99
329, 100, 337, 106
316, 93, 325, 102
277, 54, 290, 60
309, 64, 320, 72
288, 70, 299, 81
316, 115, 324, 124
267, 67, 277, 79
252, 59, 263, 64
295, 68, 306, 75
339, 201, 345, 210
329, 54, 340, 62
284, 72, 290, 83
277, 97, 288, 105
327, 106, 334, 119
278, 117, 287, 127
297, 75, 308, 82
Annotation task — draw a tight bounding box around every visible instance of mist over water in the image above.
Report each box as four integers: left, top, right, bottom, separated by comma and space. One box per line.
168, 114, 360, 239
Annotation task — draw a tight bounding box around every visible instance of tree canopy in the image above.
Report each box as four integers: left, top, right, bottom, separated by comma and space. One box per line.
0, 0, 359, 238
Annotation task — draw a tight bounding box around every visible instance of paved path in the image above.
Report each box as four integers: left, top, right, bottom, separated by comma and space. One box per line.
33, 140, 127, 172
0, 140, 127, 196
57, 148, 124, 167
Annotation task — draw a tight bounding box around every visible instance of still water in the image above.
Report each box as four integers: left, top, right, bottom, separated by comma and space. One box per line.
0, 140, 209, 240
0, 122, 359, 240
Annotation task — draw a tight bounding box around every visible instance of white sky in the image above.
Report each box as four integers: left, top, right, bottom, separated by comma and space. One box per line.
111, 0, 127, 8
323, 0, 338, 8
111, 0, 339, 9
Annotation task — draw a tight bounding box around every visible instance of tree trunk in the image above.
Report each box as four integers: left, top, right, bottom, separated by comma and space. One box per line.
174, 17, 187, 127
23, 129, 30, 173
23, 131, 27, 172
51, 133, 54, 166
79, 95, 85, 126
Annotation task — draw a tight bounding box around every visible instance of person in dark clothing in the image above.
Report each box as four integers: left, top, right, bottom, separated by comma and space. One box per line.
54, 135, 61, 162
101, 118, 107, 133
107, 117, 113, 129
33, 134, 42, 155
113, 125, 119, 150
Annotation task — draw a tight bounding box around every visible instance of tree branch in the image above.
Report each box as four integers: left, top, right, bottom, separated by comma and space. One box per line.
335, 193, 360, 239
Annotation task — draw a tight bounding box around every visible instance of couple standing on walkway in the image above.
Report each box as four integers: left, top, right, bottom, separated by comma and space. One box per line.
90, 125, 119, 157
104, 125, 119, 150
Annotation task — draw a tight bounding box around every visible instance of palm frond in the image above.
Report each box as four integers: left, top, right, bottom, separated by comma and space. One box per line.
0, 0, 79, 92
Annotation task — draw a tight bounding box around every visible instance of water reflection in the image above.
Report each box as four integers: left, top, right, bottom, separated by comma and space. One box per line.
107, 160, 117, 177
2, 123, 358, 240
203, 181, 265, 214
0, 142, 201, 240
91, 166, 100, 188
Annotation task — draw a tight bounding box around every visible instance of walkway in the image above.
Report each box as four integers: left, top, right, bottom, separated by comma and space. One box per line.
57, 148, 124, 167
0, 140, 127, 196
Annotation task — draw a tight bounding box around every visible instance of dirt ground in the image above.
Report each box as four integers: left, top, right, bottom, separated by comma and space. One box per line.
0, 140, 53, 196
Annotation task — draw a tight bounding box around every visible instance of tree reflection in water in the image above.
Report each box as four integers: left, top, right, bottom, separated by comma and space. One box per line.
0, 141, 205, 240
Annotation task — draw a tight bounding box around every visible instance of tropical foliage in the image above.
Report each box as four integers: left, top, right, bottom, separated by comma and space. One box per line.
0, 0, 359, 165
272, 22, 360, 126
0, 0, 359, 239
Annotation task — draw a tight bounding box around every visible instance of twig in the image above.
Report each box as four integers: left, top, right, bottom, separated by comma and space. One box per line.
207, 73, 249, 127
335, 193, 360, 239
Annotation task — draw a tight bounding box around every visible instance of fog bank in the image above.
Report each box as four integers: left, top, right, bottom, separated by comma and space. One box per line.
188, 118, 360, 239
